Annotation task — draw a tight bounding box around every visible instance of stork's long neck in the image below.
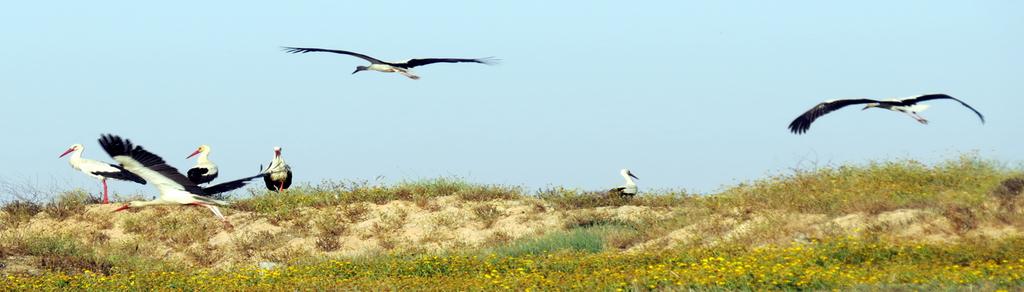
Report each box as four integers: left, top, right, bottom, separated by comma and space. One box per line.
197, 151, 212, 164
622, 173, 636, 186
67, 148, 84, 165
269, 155, 289, 172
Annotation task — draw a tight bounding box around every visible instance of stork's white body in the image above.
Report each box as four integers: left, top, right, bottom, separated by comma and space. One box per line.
367, 63, 419, 79
115, 153, 230, 220
878, 99, 932, 124
367, 63, 399, 72
266, 156, 290, 182
60, 144, 145, 204
269, 168, 290, 183
618, 169, 638, 195
65, 147, 122, 181
191, 153, 218, 178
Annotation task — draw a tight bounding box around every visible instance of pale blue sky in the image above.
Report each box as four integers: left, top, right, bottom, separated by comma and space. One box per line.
0, 1, 1021, 199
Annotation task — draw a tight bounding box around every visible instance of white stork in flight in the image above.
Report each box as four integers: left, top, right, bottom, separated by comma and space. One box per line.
788, 93, 985, 134
59, 144, 146, 204
186, 144, 218, 185
262, 147, 292, 192
282, 47, 497, 80
98, 134, 264, 225
608, 169, 639, 199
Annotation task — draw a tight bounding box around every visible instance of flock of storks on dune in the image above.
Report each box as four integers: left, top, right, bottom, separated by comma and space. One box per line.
57, 47, 986, 226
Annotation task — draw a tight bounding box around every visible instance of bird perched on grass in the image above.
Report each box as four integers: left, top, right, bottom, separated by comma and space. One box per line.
262, 146, 292, 192
608, 169, 639, 199
788, 93, 984, 134
59, 143, 146, 204
282, 47, 497, 80
186, 145, 218, 185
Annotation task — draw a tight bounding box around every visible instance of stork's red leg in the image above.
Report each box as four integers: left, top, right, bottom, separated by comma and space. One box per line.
279, 181, 284, 191
102, 180, 109, 204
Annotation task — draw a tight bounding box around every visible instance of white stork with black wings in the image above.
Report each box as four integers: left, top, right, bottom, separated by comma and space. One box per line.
788, 94, 985, 134
98, 134, 264, 224
59, 144, 146, 204
608, 169, 639, 199
261, 146, 292, 192
282, 47, 497, 80
186, 144, 218, 185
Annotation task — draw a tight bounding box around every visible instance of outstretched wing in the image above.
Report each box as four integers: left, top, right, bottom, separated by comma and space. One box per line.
281, 47, 384, 64
98, 134, 204, 195
202, 174, 265, 196
900, 94, 985, 123
395, 57, 498, 69
788, 99, 879, 134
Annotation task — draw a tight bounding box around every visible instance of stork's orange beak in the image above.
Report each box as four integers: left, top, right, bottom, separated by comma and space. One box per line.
112, 204, 131, 212
59, 148, 74, 158
186, 149, 201, 159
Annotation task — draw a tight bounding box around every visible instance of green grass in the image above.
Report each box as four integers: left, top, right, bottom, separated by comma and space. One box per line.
481, 221, 647, 257
715, 155, 1016, 215
486, 226, 608, 257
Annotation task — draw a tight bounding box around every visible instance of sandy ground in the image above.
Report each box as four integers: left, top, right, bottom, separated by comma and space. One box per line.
2, 195, 1022, 273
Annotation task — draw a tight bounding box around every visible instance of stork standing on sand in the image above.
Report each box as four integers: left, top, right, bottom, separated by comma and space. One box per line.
282, 47, 497, 80
788, 93, 985, 134
186, 145, 218, 185
98, 134, 264, 225
609, 169, 639, 198
262, 147, 292, 192
59, 144, 146, 204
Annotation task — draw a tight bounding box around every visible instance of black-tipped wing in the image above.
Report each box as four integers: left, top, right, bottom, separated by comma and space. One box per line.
281, 47, 384, 64
788, 99, 879, 134
898, 94, 985, 123
394, 57, 497, 69
92, 164, 146, 184
202, 174, 265, 196
98, 134, 204, 195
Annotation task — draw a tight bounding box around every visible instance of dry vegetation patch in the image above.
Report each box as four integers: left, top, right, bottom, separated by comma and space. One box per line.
1, 156, 1022, 277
